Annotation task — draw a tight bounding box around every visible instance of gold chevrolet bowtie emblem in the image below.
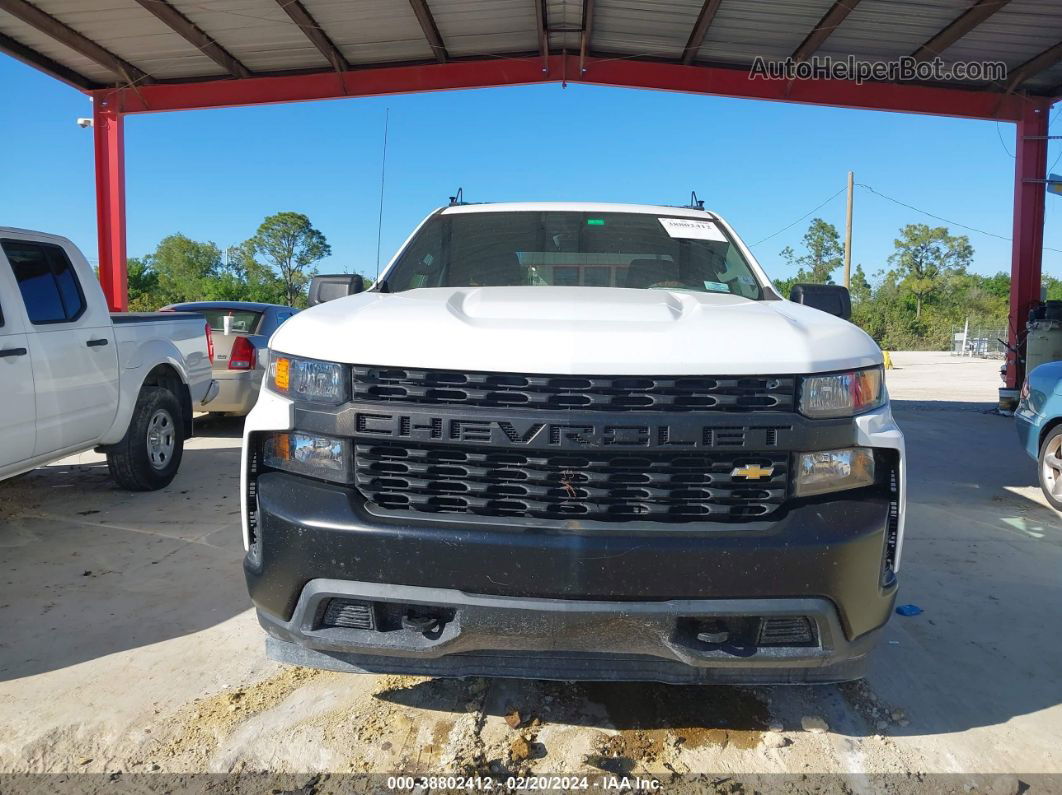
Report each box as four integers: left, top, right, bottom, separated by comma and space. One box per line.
731, 464, 775, 479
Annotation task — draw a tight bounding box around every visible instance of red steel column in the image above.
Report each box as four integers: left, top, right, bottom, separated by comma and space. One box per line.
93, 95, 127, 312
1007, 102, 1050, 391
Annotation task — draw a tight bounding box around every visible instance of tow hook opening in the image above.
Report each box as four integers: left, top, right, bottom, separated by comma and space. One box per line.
317, 598, 455, 638
402, 609, 449, 637
674, 615, 818, 655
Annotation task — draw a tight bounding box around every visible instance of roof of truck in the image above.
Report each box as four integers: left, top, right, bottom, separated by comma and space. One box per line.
0, 226, 72, 243
439, 202, 717, 219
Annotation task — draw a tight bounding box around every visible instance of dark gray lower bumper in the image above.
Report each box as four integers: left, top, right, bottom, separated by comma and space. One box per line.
259, 579, 881, 684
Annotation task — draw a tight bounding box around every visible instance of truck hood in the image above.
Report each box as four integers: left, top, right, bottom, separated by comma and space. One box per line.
270, 286, 882, 375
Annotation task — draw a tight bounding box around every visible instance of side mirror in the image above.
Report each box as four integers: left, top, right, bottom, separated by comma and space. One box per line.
308, 274, 365, 306
789, 283, 852, 320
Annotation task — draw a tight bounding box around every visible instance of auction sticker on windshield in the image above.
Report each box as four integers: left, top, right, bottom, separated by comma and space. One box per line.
658, 217, 728, 241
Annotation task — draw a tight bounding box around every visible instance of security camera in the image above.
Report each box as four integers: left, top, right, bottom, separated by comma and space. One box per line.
76, 117, 93, 128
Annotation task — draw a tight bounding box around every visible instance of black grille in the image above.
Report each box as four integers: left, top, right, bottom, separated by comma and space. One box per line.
320, 599, 375, 630
352, 366, 795, 413
354, 442, 788, 521
757, 616, 817, 646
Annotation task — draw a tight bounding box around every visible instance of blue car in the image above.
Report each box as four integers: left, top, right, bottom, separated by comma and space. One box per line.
1015, 360, 1062, 509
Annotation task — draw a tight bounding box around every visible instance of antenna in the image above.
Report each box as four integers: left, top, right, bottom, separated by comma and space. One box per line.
375, 107, 390, 279
449, 187, 464, 206
689, 191, 704, 211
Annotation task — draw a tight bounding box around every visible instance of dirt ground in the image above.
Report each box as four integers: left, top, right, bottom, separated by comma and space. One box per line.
0, 351, 1059, 792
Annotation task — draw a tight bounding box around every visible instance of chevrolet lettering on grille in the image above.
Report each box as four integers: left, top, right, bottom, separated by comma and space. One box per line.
353, 410, 793, 451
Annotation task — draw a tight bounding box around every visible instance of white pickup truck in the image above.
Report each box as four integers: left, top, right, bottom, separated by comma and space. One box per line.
0, 228, 217, 490
241, 201, 906, 685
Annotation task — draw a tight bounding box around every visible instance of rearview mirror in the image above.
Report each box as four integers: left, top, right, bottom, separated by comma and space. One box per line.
308, 274, 365, 306
789, 283, 852, 320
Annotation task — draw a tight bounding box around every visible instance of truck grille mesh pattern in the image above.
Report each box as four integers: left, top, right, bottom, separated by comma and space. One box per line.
354, 443, 788, 521
352, 366, 795, 413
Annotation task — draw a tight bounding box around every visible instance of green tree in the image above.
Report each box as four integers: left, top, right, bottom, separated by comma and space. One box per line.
148, 233, 224, 304
780, 218, 844, 284
126, 256, 160, 311
979, 271, 1011, 301
250, 212, 331, 307
849, 263, 871, 303
888, 224, 973, 319
221, 242, 287, 304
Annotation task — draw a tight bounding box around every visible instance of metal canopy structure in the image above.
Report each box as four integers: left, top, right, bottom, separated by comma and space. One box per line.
1, 0, 1060, 389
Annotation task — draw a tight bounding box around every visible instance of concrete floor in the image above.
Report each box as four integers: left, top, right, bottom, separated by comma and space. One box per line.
0, 351, 1059, 790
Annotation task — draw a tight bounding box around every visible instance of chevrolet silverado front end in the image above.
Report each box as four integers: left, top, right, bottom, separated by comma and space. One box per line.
240, 202, 905, 684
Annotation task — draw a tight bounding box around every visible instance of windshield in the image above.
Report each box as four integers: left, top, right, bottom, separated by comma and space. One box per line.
199, 309, 261, 333
383, 211, 764, 299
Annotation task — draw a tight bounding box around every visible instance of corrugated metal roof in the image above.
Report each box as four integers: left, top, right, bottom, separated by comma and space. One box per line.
0, 0, 1059, 97
944, 0, 1062, 90
169, 0, 328, 73
302, 0, 434, 66
546, 0, 580, 52
592, 0, 704, 61
696, 0, 835, 65
818, 0, 971, 62
1038, 61, 1062, 92
29, 0, 225, 79
431, 0, 538, 57
0, 8, 114, 82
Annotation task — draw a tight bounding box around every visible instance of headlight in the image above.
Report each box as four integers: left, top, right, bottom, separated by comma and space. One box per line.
261, 431, 352, 483
793, 448, 875, 497
268, 351, 346, 404
799, 366, 884, 418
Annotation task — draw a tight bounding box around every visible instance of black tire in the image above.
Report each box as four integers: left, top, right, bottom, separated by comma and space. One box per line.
106, 386, 185, 491
1037, 424, 1062, 511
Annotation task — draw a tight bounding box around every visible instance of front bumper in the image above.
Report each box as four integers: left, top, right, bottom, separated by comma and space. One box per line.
262, 581, 882, 684
247, 470, 898, 683
1015, 403, 1043, 460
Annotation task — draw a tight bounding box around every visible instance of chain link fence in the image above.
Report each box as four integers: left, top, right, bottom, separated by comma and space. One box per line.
951, 326, 1007, 359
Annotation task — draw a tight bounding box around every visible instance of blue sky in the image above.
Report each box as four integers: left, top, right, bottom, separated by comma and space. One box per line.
2, 55, 1060, 283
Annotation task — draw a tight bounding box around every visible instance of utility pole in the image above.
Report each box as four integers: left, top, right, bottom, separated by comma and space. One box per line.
843, 170, 854, 288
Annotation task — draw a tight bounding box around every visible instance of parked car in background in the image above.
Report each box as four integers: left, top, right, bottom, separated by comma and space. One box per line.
162, 301, 297, 417
1015, 360, 1062, 509
0, 227, 217, 490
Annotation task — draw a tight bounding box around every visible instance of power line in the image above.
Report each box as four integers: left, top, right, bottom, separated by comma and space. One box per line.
748, 187, 848, 247
994, 122, 1013, 159
856, 182, 1062, 254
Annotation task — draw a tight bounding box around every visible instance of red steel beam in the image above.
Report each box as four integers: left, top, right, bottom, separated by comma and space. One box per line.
681, 0, 723, 66
95, 54, 1035, 121
579, 56, 1035, 121
1006, 103, 1049, 390
93, 95, 127, 312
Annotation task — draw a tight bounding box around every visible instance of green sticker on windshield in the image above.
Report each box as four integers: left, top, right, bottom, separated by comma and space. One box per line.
703, 280, 730, 293
586, 219, 605, 226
